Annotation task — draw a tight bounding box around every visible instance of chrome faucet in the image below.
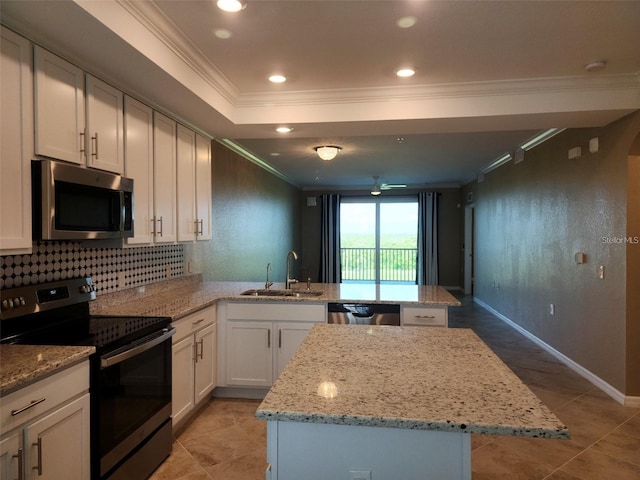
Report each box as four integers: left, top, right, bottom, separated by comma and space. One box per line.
265, 262, 273, 290
285, 250, 298, 290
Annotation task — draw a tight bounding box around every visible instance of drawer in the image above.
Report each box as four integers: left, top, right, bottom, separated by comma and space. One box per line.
172, 305, 215, 343
402, 306, 447, 327
1, 361, 89, 432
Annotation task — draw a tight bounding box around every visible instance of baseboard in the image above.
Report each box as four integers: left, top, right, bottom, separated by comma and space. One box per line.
473, 297, 639, 407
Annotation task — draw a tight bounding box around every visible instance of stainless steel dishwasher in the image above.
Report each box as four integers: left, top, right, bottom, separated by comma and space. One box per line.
327, 303, 400, 326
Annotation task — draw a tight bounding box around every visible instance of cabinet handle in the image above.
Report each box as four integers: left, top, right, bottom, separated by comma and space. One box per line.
198, 219, 204, 235
150, 217, 156, 236
267, 330, 271, 349
80, 130, 86, 154
197, 339, 204, 361
414, 315, 436, 319
12, 448, 23, 480
11, 398, 46, 416
278, 329, 282, 349
157, 216, 164, 237
32, 438, 42, 476
192, 318, 205, 326
91, 132, 99, 159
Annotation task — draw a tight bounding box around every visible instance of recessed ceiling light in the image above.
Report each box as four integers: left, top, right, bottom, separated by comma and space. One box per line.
276, 127, 292, 133
216, 0, 246, 12
585, 60, 606, 72
397, 16, 417, 28
396, 68, 415, 78
270, 152, 280, 157
269, 74, 287, 83
213, 28, 232, 39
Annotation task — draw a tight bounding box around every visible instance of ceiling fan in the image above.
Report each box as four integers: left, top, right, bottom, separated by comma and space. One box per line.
370, 176, 407, 195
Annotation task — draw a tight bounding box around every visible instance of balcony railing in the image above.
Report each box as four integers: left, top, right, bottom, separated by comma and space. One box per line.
340, 247, 417, 283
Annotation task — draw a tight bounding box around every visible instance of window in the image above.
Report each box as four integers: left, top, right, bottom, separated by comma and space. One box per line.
340, 197, 418, 283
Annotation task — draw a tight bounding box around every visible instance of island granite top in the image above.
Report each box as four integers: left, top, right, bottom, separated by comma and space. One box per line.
89, 275, 460, 320
255, 324, 570, 439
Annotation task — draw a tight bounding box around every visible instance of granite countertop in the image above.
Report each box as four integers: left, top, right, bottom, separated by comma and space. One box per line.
256, 324, 570, 439
89, 275, 460, 320
0, 344, 95, 396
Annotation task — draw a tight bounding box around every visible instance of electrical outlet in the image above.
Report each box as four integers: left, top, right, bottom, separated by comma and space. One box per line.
118, 271, 126, 287
187, 261, 193, 273
349, 470, 371, 480
166, 265, 171, 278
549, 304, 555, 316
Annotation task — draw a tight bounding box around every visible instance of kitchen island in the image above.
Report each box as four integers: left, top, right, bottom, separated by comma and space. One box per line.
256, 324, 569, 480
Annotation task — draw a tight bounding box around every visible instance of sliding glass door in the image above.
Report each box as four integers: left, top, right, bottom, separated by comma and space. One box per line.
340, 197, 418, 283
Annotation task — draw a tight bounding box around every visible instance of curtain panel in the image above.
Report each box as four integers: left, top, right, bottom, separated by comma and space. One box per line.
320, 194, 341, 283
417, 192, 439, 285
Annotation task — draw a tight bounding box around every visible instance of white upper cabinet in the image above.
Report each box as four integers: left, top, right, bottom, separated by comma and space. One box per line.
85, 75, 124, 174
1, 27, 33, 254
153, 112, 177, 243
176, 124, 197, 242
195, 134, 212, 241
34, 46, 85, 165
124, 96, 154, 245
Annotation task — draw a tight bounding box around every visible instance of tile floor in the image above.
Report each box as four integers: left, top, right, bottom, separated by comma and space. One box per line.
149, 295, 639, 480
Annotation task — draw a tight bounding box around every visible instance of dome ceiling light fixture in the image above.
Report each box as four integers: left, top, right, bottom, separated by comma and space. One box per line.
371, 176, 381, 196
314, 145, 342, 161
585, 60, 606, 72
216, 0, 247, 13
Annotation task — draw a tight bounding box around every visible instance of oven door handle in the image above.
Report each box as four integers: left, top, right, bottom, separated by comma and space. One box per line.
100, 327, 176, 369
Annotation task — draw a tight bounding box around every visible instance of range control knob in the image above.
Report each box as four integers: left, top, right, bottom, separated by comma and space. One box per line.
80, 284, 96, 294
1, 299, 9, 310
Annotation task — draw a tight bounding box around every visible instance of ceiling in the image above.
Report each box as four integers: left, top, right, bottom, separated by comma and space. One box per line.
2, 0, 639, 190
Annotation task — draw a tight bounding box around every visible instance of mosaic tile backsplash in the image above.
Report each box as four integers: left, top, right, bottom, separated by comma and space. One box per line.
0, 242, 184, 294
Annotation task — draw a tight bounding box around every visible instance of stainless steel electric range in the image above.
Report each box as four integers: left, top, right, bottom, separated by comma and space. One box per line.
0, 277, 175, 480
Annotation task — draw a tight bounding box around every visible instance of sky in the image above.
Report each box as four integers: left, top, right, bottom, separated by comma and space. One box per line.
340, 202, 418, 236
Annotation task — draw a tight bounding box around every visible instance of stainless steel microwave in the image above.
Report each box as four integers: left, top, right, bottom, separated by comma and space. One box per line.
32, 159, 134, 240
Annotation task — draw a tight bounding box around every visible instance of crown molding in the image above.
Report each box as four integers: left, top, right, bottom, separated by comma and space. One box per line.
234, 73, 640, 108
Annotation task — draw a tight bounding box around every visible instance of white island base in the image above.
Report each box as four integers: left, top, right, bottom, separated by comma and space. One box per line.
265, 420, 471, 480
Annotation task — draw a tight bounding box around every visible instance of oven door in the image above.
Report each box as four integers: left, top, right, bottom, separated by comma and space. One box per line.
96, 327, 175, 479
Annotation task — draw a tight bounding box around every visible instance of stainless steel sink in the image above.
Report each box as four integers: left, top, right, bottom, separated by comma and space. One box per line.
240, 289, 323, 297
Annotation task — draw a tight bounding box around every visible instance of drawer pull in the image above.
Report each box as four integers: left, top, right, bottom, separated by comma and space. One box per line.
192, 318, 205, 326
32, 437, 42, 475
11, 398, 46, 416
414, 315, 436, 319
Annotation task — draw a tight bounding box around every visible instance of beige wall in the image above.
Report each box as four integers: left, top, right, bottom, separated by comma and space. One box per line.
300, 188, 462, 286
188, 142, 301, 282
473, 111, 640, 395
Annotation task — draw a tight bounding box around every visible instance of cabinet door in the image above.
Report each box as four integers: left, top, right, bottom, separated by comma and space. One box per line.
0, 431, 22, 480
1, 27, 33, 254
195, 134, 212, 241
172, 335, 195, 426
226, 321, 273, 387
85, 75, 124, 173
194, 323, 216, 404
176, 124, 196, 242
275, 322, 314, 379
153, 112, 177, 243
34, 46, 85, 165
124, 96, 154, 246
25, 393, 90, 480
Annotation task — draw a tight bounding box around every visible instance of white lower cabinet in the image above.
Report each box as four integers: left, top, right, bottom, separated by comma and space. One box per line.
219, 302, 325, 389
0, 361, 91, 480
171, 306, 217, 428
